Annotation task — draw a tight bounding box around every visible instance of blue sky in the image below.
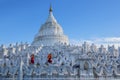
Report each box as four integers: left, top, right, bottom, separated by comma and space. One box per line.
0, 0, 120, 45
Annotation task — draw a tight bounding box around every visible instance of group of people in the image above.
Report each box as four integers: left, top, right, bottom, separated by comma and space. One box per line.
30, 53, 52, 64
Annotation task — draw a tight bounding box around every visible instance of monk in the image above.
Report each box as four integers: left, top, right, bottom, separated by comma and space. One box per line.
31, 54, 34, 64
47, 53, 52, 63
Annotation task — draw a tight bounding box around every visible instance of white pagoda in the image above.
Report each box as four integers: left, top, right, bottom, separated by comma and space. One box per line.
0, 6, 120, 80
32, 5, 69, 46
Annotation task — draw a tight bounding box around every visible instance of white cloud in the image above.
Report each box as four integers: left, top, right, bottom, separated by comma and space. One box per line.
70, 37, 120, 48
93, 37, 120, 43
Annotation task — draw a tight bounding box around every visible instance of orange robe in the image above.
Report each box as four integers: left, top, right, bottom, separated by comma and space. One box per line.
47, 54, 52, 63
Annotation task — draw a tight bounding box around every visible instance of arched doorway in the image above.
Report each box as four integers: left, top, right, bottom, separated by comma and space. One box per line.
84, 61, 89, 71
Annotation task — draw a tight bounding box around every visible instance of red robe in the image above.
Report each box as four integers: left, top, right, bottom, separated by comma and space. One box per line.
48, 59, 52, 63
31, 56, 34, 64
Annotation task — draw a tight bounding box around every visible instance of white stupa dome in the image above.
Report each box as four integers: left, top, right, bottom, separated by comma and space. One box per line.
32, 6, 69, 46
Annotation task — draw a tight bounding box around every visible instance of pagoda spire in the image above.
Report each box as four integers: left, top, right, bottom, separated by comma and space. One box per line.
45, 4, 57, 23
49, 4, 53, 13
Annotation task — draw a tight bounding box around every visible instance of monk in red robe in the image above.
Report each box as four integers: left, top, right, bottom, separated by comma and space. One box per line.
31, 54, 34, 64
47, 54, 52, 63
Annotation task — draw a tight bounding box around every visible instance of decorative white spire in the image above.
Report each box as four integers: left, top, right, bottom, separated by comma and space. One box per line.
19, 56, 24, 80
46, 5, 57, 23
27, 53, 30, 66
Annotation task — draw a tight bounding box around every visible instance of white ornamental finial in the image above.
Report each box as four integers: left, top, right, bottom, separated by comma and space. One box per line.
27, 53, 30, 66
19, 56, 24, 80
